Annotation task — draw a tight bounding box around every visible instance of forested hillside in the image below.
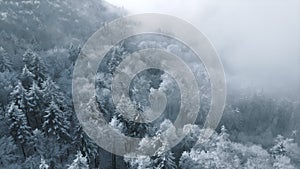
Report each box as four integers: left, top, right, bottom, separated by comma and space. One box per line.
0, 0, 299, 168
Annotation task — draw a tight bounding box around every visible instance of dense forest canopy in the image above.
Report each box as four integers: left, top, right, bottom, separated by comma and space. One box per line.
0, 0, 299, 168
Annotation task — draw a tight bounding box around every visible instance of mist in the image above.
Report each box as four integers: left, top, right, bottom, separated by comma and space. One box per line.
107, 0, 300, 99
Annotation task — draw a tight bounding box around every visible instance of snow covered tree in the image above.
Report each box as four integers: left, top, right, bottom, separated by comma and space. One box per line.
39, 157, 49, 169
273, 156, 295, 169
23, 155, 41, 169
42, 100, 70, 141
0, 71, 16, 108
68, 151, 89, 169
23, 49, 47, 87
0, 136, 17, 167
30, 129, 67, 168
0, 46, 12, 72
73, 124, 99, 164
9, 81, 26, 110
20, 65, 34, 90
179, 126, 242, 169
124, 154, 153, 169
112, 95, 154, 138
152, 149, 176, 169
30, 54, 47, 87
31, 129, 46, 157
68, 43, 81, 64
0, 108, 10, 137
26, 81, 43, 129
42, 77, 70, 112
11, 69, 45, 129
23, 49, 37, 70
270, 135, 297, 169
8, 104, 31, 158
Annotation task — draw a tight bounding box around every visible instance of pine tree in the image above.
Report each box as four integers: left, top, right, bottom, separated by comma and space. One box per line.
30, 129, 66, 167
42, 100, 70, 141
10, 81, 26, 111
31, 129, 46, 157
30, 54, 47, 87
68, 43, 81, 64
23, 49, 47, 87
153, 149, 176, 169
42, 78, 69, 111
0, 46, 12, 72
23, 49, 36, 69
271, 135, 297, 169
68, 151, 89, 169
113, 95, 153, 138
26, 81, 43, 129
124, 154, 152, 169
0, 108, 10, 137
73, 124, 99, 166
0, 136, 17, 167
8, 104, 31, 158
11, 69, 44, 129
39, 157, 49, 169
179, 126, 243, 169
0, 70, 16, 109
273, 156, 295, 169
20, 65, 34, 90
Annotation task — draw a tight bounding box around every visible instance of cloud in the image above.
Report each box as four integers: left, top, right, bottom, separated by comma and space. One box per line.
106, 0, 300, 99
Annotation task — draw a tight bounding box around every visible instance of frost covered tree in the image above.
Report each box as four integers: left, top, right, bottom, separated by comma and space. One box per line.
68, 151, 89, 169
153, 149, 176, 169
23, 49, 47, 87
42, 78, 71, 114
125, 120, 178, 169
39, 157, 49, 169
20, 65, 34, 90
42, 100, 70, 141
0, 108, 10, 137
112, 94, 154, 138
10, 68, 44, 129
31, 129, 46, 156
26, 81, 43, 129
272, 156, 295, 169
0, 136, 17, 167
125, 150, 176, 169
270, 135, 297, 169
0, 70, 16, 107
30, 129, 67, 168
68, 43, 81, 64
124, 154, 153, 169
0, 46, 12, 72
30, 53, 47, 87
73, 124, 99, 165
9, 81, 26, 111
8, 104, 31, 158
179, 126, 297, 169
179, 126, 242, 169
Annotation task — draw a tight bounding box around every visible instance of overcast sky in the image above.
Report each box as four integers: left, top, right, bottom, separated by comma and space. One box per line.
106, 0, 300, 99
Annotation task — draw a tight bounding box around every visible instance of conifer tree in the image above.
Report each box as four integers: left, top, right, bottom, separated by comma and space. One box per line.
0, 136, 17, 167
42, 100, 70, 141
39, 157, 49, 169
23, 49, 47, 87
0, 46, 12, 72
26, 81, 43, 129
20, 65, 34, 90
153, 149, 176, 169
8, 104, 31, 158
68, 151, 89, 169
271, 135, 297, 169
73, 124, 99, 165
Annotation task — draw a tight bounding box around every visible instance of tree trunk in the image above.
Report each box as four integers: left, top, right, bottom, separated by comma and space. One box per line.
112, 154, 116, 169
21, 144, 26, 159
